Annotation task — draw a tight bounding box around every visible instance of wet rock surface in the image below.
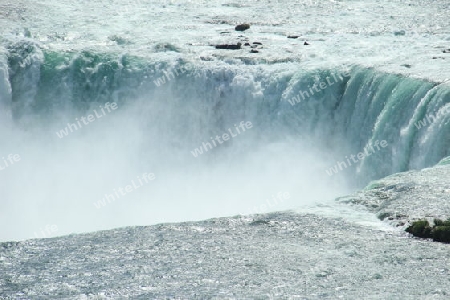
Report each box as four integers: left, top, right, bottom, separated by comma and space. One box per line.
1, 212, 449, 299
338, 163, 450, 239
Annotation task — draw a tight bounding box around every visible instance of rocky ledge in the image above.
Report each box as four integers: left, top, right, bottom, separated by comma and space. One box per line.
337, 157, 450, 243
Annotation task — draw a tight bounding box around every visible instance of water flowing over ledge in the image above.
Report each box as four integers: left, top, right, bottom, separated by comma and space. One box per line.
2, 0, 450, 298
2, 43, 450, 184
338, 158, 450, 228
1, 42, 450, 241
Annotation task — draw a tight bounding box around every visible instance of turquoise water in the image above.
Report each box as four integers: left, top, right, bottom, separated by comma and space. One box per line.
0, 41, 450, 241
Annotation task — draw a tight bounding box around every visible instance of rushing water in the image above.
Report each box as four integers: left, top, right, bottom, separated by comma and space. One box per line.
0, 0, 450, 298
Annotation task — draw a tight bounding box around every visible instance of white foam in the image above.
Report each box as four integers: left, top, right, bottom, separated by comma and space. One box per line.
1, 0, 449, 81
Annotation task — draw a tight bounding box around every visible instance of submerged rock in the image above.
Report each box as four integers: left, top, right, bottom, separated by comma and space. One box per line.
154, 43, 181, 52
249, 219, 270, 226
393, 30, 406, 36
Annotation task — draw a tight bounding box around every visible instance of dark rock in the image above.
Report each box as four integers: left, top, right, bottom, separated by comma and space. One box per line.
250, 49, 259, 53
249, 220, 270, 226
253, 42, 262, 45
443, 49, 450, 53
406, 220, 432, 239
222, 3, 246, 7
1, 242, 20, 249
434, 219, 450, 226
406, 219, 450, 244
235, 24, 250, 31
220, 31, 230, 34
401, 64, 412, 68
377, 212, 391, 220
288, 35, 299, 39
154, 43, 181, 52
387, 213, 408, 221
304, 42, 310, 45
432, 226, 450, 243
215, 43, 242, 50
244, 42, 250, 46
